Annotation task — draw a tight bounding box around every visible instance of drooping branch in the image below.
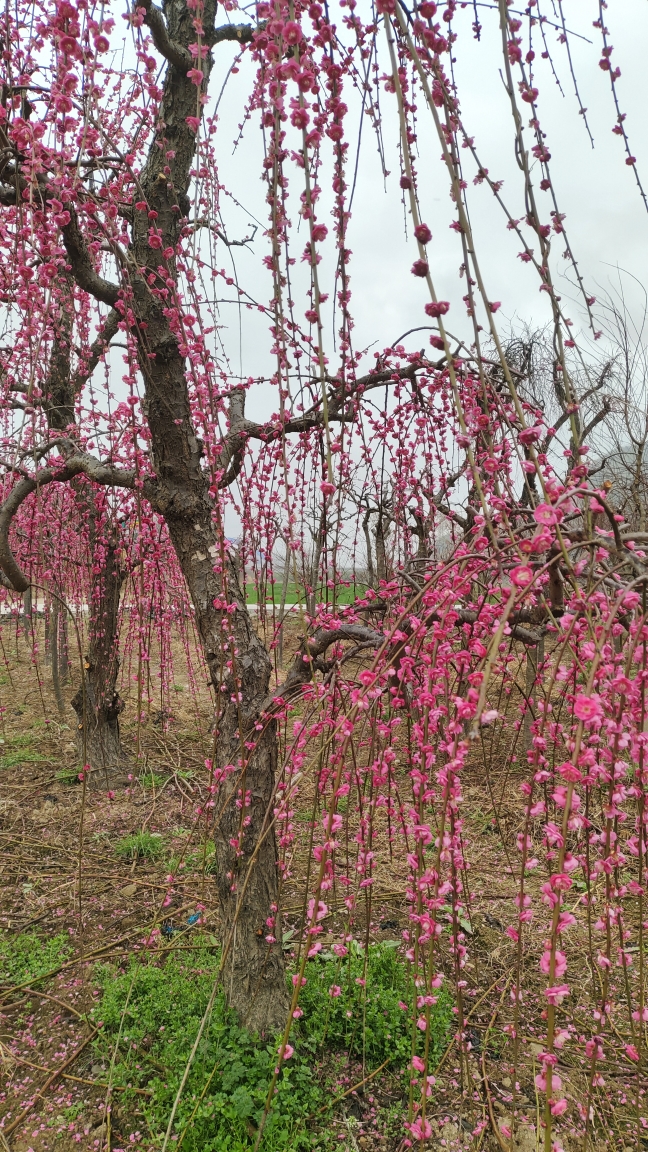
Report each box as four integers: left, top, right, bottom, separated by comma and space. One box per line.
265, 624, 385, 710
71, 309, 120, 395
0, 452, 155, 593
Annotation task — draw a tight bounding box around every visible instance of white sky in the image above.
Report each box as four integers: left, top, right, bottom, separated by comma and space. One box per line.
206, 0, 648, 412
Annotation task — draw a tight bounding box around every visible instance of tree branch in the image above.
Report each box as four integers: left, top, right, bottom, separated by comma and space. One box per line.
211, 22, 258, 46
581, 397, 612, 443
264, 624, 384, 710
216, 362, 434, 482
71, 308, 120, 394
60, 209, 120, 307
0, 453, 155, 592
139, 0, 192, 68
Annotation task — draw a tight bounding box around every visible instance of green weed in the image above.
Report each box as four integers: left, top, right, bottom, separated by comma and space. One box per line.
55, 766, 81, 784
0, 750, 49, 769
115, 830, 165, 861
0, 930, 71, 986
90, 938, 451, 1150
168, 840, 217, 877
298, 939, 452, 1069
0, 731, 49, 770
140, 770, 168, 791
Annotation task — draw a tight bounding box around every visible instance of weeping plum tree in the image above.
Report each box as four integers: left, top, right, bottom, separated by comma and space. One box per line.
21, 273, 129, 771
0, 1, 647, 1148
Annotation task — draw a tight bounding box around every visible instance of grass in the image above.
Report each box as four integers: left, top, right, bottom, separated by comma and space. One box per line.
297, 939, 452, 1069
0, 730, 50, 770
0, 749, 49, 769
115, 830, 165, 861
244, 582, 367, 608
55, 765, 82, 783
0, 930, 71, 986
168, 839, 218, 876
140, 769, 168, 791
89, 938, 451, 1150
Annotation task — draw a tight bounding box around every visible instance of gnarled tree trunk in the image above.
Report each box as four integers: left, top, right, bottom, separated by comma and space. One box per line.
71, 533, 126, 784
45, 274, 127, 775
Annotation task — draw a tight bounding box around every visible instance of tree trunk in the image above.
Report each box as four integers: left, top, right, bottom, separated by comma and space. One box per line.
60, 0, 289, 1033
523, 638, 544, 753
71, 535, 126, 785
44, 273, 126, 757
306, 506, 326, 617
21, 587, 32, 642
161, 508, 290, 1032
49, 598, 66, 717
362, 510, 375, 588
131, 7, 290, 1031
375, 511, 391, 583
59, 608, 70, 685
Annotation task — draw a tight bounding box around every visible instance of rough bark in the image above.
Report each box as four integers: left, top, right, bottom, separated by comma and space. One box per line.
159, 502, 289, 1031
71, 533, 127, 785
362, 509, 375, 588
49, 598, 66, 717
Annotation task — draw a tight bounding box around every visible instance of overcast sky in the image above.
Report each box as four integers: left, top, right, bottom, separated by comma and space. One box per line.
203, 0, 648, 412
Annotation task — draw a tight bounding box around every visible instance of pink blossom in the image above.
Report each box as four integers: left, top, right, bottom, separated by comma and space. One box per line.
283, 20, 302, 44
540, 949, 567, 978
573, 694, 603, 723
425, 299, 450, 317
408, 1118, 432, 1140
480, 709, 499, 724
544, 984, 570, 1005
510, 564, 534, 587
557, 761, 582, 783
534, 502, 561, 526
307, 898, 328, 922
